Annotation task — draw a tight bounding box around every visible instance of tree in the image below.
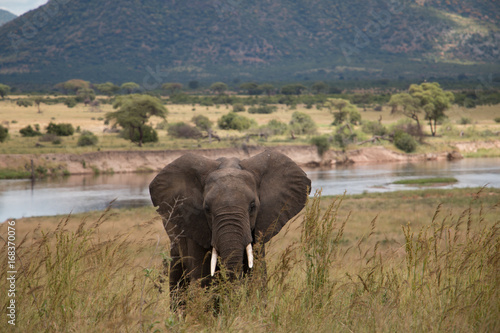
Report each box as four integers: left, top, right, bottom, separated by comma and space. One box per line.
218, 112, 254, 131
411, 82, 454, 136
0, 125, 8, 143
389, 82, 454, 136
325, 98, 360, 126
188, 80, 200, 90
76, 88, 96, 106
240, 82, 262, 95
311, 81, 328, 94
281, 84, 307, 95
0, 84, 11, 99
258, 83, 275, 96
210, 82, 228, 95
55, 79, 90, 94
32, 97, 45, 113
94, 82, 120, 96
162, 83, 183, 95
121, 82, 141, 94
106, 94, 167, 147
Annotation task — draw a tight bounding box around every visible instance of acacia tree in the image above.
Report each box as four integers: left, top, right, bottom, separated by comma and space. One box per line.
121, 82, 141, 94
390, 82, 454, 136
94, 82, 120, 96
0, 84, 11, 99
161, 83, 183, 95
106, 94, 167, 147
210, 82, 228, 95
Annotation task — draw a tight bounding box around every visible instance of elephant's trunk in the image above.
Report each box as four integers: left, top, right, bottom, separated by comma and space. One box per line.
211, 210, 253, 277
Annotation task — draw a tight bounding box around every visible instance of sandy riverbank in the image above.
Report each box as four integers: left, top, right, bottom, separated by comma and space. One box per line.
4, 141, 495, 176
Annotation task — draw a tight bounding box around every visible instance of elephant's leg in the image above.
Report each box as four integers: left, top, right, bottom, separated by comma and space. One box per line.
169, 237, 189, 310
186, 238, 211, 287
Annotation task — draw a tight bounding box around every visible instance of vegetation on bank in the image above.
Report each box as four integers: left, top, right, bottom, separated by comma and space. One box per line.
393, 177, 458, 185
1, 188, 498, 332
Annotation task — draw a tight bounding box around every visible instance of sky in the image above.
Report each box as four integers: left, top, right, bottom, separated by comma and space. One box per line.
0, 0, 48, 16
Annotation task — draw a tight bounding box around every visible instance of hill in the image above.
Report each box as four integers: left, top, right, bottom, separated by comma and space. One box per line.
0, 9, 16, 26
0, 0, 498, 87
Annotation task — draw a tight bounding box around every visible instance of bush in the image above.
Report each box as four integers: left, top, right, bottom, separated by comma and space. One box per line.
263, 119, 289, 136
311, 136, 330, 157
46, 122, 75, 136
77, 131, 99, 146
459, 117, 472, 125
39, 133, 59, 143
290, 111, 317, 135
192, 115, 213, 131
0, 125, 8, 142
218, 113, 255, 131
362, 121, 387, 136
232, 103, 246, 112
168, 122, 202, 139
20, 125, 42, 137
64, 98, 78, 108
394, 131, 417, 153
494, 117, 500, 123
248, 105, 277, 114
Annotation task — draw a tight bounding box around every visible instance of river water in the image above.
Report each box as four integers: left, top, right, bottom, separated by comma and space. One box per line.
1, 157, 499, 221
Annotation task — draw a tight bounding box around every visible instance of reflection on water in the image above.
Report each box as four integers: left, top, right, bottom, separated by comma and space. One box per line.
1, 158, 499, 221
0, 173, 156, 221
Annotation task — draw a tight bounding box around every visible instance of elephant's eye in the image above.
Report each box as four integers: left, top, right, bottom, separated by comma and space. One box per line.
248, 201, 256, 214
204, 204, 211, 215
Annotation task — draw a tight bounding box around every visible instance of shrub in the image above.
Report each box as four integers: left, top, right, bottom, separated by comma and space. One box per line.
232, 103, 246, 112
290, 111, 317, 135
46, 122, 75, 136
394, 131, 417, 153
458, 117, 472, 125
64, 97, 78, 108
218, 112, 255, 131
20, 125, 42, 137
77, 131, 99, 146
192, 115, 213, 131
0, 125, 8, 142
39, 133, 59, 143
168, 122, 202, 139
311, 136, 330, 157
362, 121, 387, 136
248, 105, 277, 114
263, 119, 289, 136
494, 117, 500, 123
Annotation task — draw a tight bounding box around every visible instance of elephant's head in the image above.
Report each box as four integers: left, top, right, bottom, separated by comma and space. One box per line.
149, 150, 311, 277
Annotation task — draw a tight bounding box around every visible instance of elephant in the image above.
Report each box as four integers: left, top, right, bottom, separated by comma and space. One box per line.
149, 150, 311, 296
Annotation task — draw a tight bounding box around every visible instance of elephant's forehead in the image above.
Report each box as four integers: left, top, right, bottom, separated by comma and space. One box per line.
206, 168, 256, 188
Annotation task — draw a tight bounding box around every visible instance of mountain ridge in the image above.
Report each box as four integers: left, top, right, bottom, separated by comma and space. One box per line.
0, 9, 17, 26
0, 0, 498, 86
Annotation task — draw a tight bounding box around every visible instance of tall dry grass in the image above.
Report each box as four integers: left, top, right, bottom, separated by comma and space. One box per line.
1, 189, 498, 332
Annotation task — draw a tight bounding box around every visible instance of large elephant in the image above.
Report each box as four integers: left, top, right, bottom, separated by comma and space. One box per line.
149, 150, 311, 293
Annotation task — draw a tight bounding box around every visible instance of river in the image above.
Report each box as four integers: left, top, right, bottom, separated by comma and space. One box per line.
1, 157, 499, 221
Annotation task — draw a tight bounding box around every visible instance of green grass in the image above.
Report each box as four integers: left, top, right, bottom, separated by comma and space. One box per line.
393, 177, 459, 185
1, 188, 498, 332
0, 169, 31, 179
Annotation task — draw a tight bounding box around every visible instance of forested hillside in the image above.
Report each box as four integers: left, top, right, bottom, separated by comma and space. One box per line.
0, 0, 498, 85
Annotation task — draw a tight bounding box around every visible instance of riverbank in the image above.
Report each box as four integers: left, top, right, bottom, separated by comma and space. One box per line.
0, 140, 499, 178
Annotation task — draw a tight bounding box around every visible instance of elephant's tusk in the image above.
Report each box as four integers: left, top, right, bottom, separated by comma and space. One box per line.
210, 248, 218, 277
246, 244, 254, 269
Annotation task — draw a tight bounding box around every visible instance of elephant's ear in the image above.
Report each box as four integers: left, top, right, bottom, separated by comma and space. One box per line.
149, 154, 220, 249
240, 150, 311, 243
